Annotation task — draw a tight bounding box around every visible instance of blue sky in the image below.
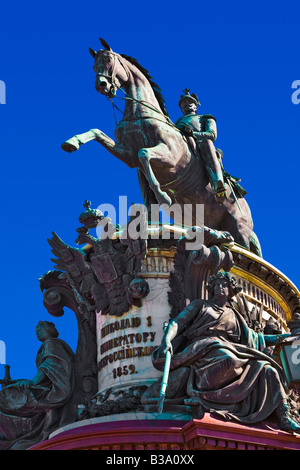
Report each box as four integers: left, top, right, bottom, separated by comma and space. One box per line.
0, 0, 299, 381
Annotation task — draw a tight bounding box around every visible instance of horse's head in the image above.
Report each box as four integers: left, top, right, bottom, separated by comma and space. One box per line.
89, 38, 128, 98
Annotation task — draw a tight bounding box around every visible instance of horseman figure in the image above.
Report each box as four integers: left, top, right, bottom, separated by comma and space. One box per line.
61, 38, 261, 257
175, 89, 246, 204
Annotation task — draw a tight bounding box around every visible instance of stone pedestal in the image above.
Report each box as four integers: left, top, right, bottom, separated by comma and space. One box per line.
40, 228, 300, 452
30, 413, 300, 450
96, 248, 175, 396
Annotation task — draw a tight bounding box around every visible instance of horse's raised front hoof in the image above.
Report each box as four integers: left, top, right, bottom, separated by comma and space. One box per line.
61, 139, 80, 153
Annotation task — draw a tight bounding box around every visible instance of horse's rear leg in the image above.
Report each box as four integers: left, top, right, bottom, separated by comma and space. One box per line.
138, 144, 172, 206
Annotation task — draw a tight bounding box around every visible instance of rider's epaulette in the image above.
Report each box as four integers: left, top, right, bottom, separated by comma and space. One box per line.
200, 114, 216, 122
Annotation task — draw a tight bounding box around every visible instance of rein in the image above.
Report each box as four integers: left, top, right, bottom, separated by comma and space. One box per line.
111, 87, 184, 136
116, 92, 188, 140
119, 87, 170, 120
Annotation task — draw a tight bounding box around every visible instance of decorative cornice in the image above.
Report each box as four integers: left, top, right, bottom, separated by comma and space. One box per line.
29, 414, 300, 450
228, 244, 300, 319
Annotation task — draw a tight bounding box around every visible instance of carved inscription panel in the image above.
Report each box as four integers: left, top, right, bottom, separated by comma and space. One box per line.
96, 278, 171, 394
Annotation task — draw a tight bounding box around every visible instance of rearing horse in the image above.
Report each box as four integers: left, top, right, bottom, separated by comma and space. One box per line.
62, 38, 261, 256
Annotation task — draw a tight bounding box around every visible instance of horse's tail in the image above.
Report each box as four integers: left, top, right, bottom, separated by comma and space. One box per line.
250, 231, 263, 258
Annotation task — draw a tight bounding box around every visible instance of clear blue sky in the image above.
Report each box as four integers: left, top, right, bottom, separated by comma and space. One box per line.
0, 0, 299, 380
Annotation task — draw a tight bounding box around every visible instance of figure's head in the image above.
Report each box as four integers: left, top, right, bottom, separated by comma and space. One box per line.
36, 321, 59, 342
89, 38, 128, 98
179, 89, 200, 115
206, 271, 242, 300
128, 278, 150, 299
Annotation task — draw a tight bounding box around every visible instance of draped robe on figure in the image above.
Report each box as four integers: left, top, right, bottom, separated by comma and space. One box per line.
152, 300, 287, 424
0, 337, 74, 449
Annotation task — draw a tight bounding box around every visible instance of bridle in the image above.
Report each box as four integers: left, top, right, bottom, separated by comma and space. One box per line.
95, 50, 179, 131
96, 50, 130, 97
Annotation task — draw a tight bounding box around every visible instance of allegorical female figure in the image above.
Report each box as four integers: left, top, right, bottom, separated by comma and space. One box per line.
0, 321, 75, 450
142, 272, 300, 433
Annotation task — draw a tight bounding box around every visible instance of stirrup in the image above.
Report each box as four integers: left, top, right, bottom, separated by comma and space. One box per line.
214, 181, 227, 202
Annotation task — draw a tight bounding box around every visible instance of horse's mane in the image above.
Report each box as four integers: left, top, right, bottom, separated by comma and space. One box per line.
120, 54, 169, 118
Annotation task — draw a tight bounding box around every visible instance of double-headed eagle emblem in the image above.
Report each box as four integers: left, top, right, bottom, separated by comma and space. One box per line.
47, 202, 149, 317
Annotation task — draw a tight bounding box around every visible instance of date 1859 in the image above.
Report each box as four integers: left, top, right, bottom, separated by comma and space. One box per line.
112, 364, 137, 378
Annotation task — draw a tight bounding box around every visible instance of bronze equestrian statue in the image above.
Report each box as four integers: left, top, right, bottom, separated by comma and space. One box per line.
61, 38, 261, 256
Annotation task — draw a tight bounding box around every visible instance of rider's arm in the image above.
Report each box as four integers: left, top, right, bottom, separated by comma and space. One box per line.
194, 116, 217, 142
